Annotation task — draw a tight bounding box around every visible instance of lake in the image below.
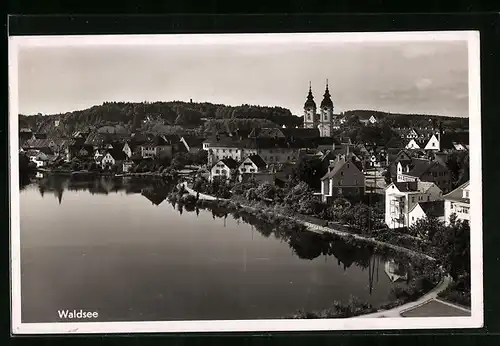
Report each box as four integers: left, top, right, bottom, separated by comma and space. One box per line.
19, 174, 406, 322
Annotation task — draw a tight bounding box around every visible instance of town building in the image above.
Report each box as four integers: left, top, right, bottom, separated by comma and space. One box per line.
320, 155, 365, 203
140, 136, 172, 159
101, 149, 128, 170
396, 157, 452, 193
180, 136, 205, 153
408, 200, 445, 228
209, 158, 239, 182
443, 180, 470, 225
384, 181, 443, 229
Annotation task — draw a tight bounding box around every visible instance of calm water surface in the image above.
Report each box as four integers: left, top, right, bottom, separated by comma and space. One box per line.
19, 174, 405, 322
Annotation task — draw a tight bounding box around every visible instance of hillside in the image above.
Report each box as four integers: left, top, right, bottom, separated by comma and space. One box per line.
18, 102, 469, 137
18, 101, 301, 136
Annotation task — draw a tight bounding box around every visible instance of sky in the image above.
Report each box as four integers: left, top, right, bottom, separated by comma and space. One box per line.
15, 35, 470, 117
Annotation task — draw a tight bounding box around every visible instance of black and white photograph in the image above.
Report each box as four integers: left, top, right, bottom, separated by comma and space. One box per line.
9, 31, 482, 334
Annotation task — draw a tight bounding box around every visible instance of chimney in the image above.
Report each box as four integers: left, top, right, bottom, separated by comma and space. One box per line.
190, 98, 193, 103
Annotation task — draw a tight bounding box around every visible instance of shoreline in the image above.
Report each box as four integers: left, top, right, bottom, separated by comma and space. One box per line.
179, 182, 435, 261
177, 182, 447, 319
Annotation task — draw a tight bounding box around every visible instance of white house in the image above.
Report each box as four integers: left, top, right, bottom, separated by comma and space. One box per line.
407, 200, 445, 228
101, 149, 127, 169
384, 181, 443, 229
424, 134, 440, 151
238, 154, 267, 175
443, 181, 470, 225
405, 139, 422, 150
122, 142, 133, 158
209, 158, 239, 182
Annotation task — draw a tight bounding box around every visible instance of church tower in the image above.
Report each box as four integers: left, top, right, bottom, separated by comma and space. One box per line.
303, 82, 317, 129
318, 79, 334, 137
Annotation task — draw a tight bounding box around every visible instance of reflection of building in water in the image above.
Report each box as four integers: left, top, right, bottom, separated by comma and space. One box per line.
141, 187, 168, 206
37, 175, 69, 204
384, 259, 408, 282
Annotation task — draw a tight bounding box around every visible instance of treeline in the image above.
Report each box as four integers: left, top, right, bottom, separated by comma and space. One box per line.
343, 109, 468, 130
203, 118, 279, 133
19, 101, 301, 136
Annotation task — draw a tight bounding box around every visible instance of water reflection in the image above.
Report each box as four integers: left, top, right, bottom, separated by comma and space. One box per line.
20, 174, 409, 321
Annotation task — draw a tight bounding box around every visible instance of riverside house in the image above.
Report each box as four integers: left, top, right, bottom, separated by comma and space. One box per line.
407, 200, 445, 227
209, 158, 239, 182
140, 136, 172, 160
384, 181, 443, 229
320, 155, 365, 203
101, 149, 128, 170
395, 157, 452, 193
443, 180, 470, 225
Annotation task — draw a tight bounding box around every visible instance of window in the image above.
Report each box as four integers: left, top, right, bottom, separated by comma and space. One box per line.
223, 149, 226, 153
412, 216, 415, 221
216, 169, 220, 174
347, 164, 350, 168
338, 188, 343, 194
465, 191, 469, 198
355, 180, 358, 185
340, 171, 344, 176
412, 196, 415, 203
432, 143, 435, 147
250, 168, 255, 173
433, 172, 437, 177
339, 180, 343, 186
427, 196, 430, 201
287, 156, 290, 160
450, 203, 454, 209
229, 149, 232, 153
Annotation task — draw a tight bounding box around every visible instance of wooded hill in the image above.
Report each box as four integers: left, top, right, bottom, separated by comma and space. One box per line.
19, 101, 468, 137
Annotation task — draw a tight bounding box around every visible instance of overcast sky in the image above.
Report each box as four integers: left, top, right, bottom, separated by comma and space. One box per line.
16, 37, 469, 117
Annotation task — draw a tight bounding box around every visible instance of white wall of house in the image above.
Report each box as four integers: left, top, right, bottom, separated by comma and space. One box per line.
444, 199, 470, 225
405, 139, 420, 149
408, 204, 427, 228
385, 182, 443, 229
257, 148, 298, 164
101, 153, 115, 167
238, 158, 260, 174
209, 146, 246, 162
385, 185, 407, 228
424, 134, 440, 151
123, 143, 133, 158
210, 162, 233, 182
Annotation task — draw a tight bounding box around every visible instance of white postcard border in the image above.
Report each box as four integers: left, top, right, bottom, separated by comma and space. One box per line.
9, 31, 483, 334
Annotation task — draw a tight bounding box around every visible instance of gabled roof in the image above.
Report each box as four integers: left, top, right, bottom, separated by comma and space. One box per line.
386, 137, 406, 149
213, 157, 239, 170
443, 180, 470, 203
415, 201, 445, 218
404, 158, 442, 178
180, 136, 205, 148
388, 181, 437, 194
245, 154, 267, 169
440, 132, 470, 150
393, 181, 419, 192
321, 157, 362, 180
106, 148, 127, 161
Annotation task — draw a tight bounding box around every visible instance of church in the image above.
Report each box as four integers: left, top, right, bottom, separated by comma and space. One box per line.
303, 80, 336, 137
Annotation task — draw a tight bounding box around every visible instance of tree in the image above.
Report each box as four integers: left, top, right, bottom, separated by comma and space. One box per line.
408, 216, 446, 240
292, 157, 323, 190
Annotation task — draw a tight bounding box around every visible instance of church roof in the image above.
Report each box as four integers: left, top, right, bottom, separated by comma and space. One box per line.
320, 82, 334, 108
304, 83, 316, 109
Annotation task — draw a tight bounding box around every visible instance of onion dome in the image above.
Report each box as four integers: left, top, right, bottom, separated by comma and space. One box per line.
320, 80, 334, 109
304, 82, 316, 109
